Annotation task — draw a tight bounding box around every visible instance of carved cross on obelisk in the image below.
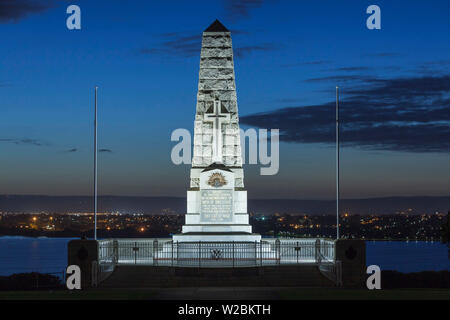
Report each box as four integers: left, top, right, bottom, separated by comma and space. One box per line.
204, 100, 230, 162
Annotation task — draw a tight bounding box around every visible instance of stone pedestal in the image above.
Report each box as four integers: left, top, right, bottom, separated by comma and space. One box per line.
173, 233, 261, 242
174, 163, 261, 242
67, 239, 98, 288
335, 239, 366, 287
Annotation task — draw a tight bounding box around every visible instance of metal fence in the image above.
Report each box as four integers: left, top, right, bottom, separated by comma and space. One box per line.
98, 238, 335, 269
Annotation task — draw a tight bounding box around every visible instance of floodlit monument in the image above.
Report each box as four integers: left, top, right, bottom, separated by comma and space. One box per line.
68, 20, 366, 289
173, 19, 261, 243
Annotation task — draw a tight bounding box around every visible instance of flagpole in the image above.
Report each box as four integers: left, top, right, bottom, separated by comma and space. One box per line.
336, 86, 340, 240
94, 86, 98, 240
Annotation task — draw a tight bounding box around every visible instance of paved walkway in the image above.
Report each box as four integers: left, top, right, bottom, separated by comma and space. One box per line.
153, 287, 281, 300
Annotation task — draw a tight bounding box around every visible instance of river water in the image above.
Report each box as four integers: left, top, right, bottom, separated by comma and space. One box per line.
0, 236, 448, 276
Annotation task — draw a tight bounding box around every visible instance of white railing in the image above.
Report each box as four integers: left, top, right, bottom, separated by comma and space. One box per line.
316, 239, 341, 286
97, 238, 336, 268
318, 260, 342, 286
95, 238, 341, 286
318, 239, 336, 262
98, 239, 115, 264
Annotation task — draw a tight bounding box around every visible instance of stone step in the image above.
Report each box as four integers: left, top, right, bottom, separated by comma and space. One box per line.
99, 265, 335, 288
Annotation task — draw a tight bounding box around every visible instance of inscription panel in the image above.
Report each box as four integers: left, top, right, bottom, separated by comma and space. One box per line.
200, 189, 233, 223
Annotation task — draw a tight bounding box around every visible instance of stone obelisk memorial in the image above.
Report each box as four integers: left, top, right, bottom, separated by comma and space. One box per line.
173, 20, 261, 242
67, 20, 364, 289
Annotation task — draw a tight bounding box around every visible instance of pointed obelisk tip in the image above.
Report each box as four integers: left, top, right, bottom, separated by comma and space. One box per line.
204, 19, 229, 32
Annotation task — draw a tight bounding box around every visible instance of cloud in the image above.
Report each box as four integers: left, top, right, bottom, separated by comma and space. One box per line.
229, 29, 252, 35
240, 74, 450, 153
304, 74, 375, 83
234, 44, 275, 58
275, 98, 305, 103
415, 59, 450, 75
281, 60, 331, 68
328, 66, 371, 72
423, 59, 450, 66
223, 0, 264, 21
0, 0, 55, 23
99, 149, 112, 153
0, 137, 50, 146
348, 75, 450, 99
140, 33, 275, 59
140, 33, 201, 58
0, 82, 13, 87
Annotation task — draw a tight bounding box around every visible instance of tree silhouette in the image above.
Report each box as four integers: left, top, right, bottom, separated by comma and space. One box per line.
442, 211, 450, 243
441, 211, 450, 260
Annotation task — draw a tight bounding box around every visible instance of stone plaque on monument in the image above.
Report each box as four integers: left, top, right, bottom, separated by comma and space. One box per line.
199, 167, 234, 224
200, 189, 233, 223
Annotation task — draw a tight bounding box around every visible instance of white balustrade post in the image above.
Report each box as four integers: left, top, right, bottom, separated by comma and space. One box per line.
113, 239, 118, 265
275, 239, 280, 265
153, 240, 158, 266
198, 241, 201, 268
260, 241, 263, 266
315, 239, 320, 264
232, 241, 235, 268
254, 241, 257, 267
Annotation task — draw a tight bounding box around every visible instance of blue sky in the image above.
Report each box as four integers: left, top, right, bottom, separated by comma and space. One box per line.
0, 0, 449, 199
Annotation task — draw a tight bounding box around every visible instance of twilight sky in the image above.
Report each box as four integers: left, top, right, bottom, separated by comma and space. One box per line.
0, 0, 449, 200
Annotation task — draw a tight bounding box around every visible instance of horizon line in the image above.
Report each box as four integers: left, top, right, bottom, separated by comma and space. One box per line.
2, 194, 450, 201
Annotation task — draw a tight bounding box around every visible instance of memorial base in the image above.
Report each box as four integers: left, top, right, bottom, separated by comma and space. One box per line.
172, 232, 261, 242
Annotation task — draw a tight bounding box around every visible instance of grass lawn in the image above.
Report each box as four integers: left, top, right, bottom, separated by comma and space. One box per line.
0, 288, 159, 300
0, 287, 449, 300
277, 287, 450, 300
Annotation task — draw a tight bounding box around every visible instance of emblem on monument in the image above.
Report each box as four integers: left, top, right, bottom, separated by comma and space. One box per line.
207, 172, 227, 188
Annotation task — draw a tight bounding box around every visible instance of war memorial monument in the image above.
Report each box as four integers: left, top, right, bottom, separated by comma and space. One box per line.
172, 19, 260, 243
68, 20, 365, 289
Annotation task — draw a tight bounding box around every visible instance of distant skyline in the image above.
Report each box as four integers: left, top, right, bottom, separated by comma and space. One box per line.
1, 0, 449, 199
